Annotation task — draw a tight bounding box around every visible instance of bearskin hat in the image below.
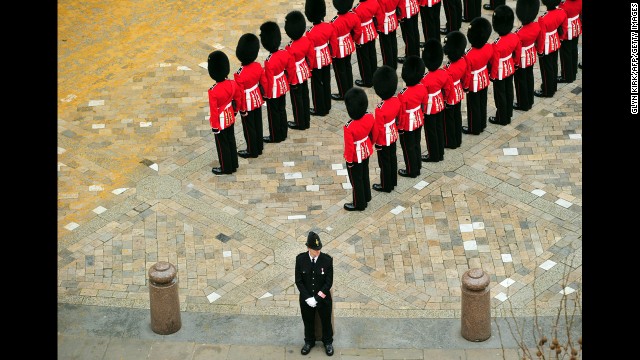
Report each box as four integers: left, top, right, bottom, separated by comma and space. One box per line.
285, 11, 307, 41
467, 17, 492, 49
305, 0, 326, 23
333, 0, 354, 14
236, 33, 260, 66
207, 50, 230, 82
541, 0, 560, 9
443, 31, 467, 62
492, 5, 514, 36
259, 21, 282, 53
421, 39, 444, 72
516, 0, 540, 25
344, 87, 369, 120
373, 65, 398, 100
401, 55, 425, 86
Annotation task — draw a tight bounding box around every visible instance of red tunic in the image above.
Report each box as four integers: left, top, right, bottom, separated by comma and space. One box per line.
420, 68, 450, 115
515, 22, 541, 68
443, 57, 467, 105
285, 37, 314, 85
559, 0, 582, 40
396, 83, 428, 131
344, 113, 375, 163
260, 49, 295, 99
353, 0, 380, 45
489, 33, 521, 80
208, 79, 242, 131
330, 11, 360, 58
536, 8, 567, 55
375, 0, 400, 34
306, 23, 336, 68
462, 44, 493, 93
372, 96, 401, 146
397, 0, 420, 20
233, 62, 264, 112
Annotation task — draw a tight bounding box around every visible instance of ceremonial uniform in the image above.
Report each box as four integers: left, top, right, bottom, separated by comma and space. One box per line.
398, 0, 421, 59
260, 51, 295, 142
441, 0, 462, 34
488, 5, 520, 126
207, 51, 242, 175
329, 0, 360, 99
513, 0, 541, 111
558, 0, 581, 83
353, 0, 380, 87
419, 0, 442, 44
371, 65, 400, 192
534, 0, 567, 97
305, 0, 336, 116
442, 31, 467, 148
374, 0, 400, 69
420, 39, 450, 163
462, 17, 492, 135
285, 10, 314, 130
234, 33, 264, 158
343, 88, 374, 211
296, 232, 334, 356
462, 0, 481, 22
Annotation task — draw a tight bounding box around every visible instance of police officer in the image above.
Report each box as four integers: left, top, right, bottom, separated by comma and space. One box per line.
295, 231, 334, 356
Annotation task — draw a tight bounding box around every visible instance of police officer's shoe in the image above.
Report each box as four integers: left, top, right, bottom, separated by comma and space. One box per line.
325, 344, 334, 356
301, 343, 315, 355
397, 56, 406, 64
344, 202, 364, 211
483, 4, 494, 10
211, 167, 224, 175
287, 121, 302, 130
331, 93, 344, 101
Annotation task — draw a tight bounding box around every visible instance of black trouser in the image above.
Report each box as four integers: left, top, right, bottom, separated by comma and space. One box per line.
213, 123, 238, 173
492, 75, 514, 125
332, 55, 353, 98
356, 41, 378, 85
444, 102, 462, 148
487, 0, 505, 9
300, 298, 333, 345
424, 111, 444, 161
346, 157, 372, 210
376, 142, 397, 191
419, 3, 441, 44
241, 107, 263, 156
399, 128, 422, 176
266, 95, 288, 142
442, 0, 462, 32
290, 81, 311, 129
378, 30, 398, 69
311, 66, 332, 115
462, 0, 481, 20
559, 37, 579, 82
514, 66, 534, 110
400, 16, 420, 57
465, 87, 487, 134
539, 51, 558, 96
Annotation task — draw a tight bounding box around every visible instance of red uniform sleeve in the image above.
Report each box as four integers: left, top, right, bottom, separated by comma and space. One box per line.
208, 88, 219, 129
343, 124, 355, 162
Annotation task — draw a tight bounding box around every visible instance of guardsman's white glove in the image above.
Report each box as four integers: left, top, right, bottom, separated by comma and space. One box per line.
305, 297, 317, 307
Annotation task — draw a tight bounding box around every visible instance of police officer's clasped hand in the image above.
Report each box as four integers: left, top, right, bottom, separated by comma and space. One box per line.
305, 297, 317, 307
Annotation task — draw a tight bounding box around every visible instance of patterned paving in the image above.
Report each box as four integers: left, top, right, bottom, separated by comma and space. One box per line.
58, 0, 582, 322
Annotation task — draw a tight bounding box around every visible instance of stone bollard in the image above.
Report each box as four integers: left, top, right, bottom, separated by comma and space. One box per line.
461, 268, 491, 341
314, 289, 335, 340
148, 261, 181, 335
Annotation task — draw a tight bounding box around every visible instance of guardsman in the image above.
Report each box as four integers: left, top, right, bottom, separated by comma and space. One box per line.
206, 51, 242, 175
352, 0, 380, 88
343, 87, 375, 211
329, 0, 360, 100
534, 0, 567, 98
442, 30, 467, 148
462, 0, 481, 22
513, 0, 541, 111
557, 0, 582, 83
441, 0, 462, 35
461, 16, 492, 135
397, 0, 421, 63
374, 0, 401, 69
419, 0, 442, 45
233, 33, 264, 158
284, 11, 314, 130
371, 65, 400, 193
305, 0, 337, 116
488, 5, 521, 126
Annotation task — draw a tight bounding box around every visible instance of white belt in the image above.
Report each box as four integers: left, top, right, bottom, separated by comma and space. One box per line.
406, 105, 421, 131
354, 136, 369, 163
295, 58, 308, 84
315, 43, 328, 69
338, 34, 351, 58
567, 15, 579, 40
498, 54, 512, 80
384, 119, 396, 144
521, 43, 535, 67
384, 11, 396, 34
544, 29, 557, 54
219, 101, 232, 129
471, 65, 487, 92
272, 71, 285, 97
427, 89, 441, 114
453, 80, 460, 86
244, 83, 258, 110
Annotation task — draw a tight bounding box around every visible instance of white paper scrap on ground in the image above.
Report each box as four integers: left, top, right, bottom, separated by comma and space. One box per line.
149, 163, 159, 171
288, 215, 306, 220
555, 198, 572, 208
531, 189, 546, 196
112, 188, 129, 195
306, 185, 319, 191
284, 172, 302, 179
89, 185, 104, 192
414, 180, 429, 190
223, 251, 232, 257
283, 161, 295, 167
92, 124, 105, 129
88, 100, 105, 107
207, 292, 221, 303
58, 147, 66, 154
259, 292, 273, 299
500, 278, 515, 288
390, 205, 405, 215
472, 222, 484, 229
140, 122, 152, 127
93, 206, 107, 214
463, 240, 477, 251
65, 222, 79, 231
342, 183, 352, 189
459, 224, 474, 233
569, 133, 581, 139
560, 287, 575, 295
539, 259, 557, 270
177, 65, 192, 71
199, 62, 208, 69
336, 169, 348, 176
60, 94, 77, 102
159, 63, 171, 67
503, 148, 518, 156
501, 253, 513, 262
495, 292, 508, 302
332, 163, 343, 170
